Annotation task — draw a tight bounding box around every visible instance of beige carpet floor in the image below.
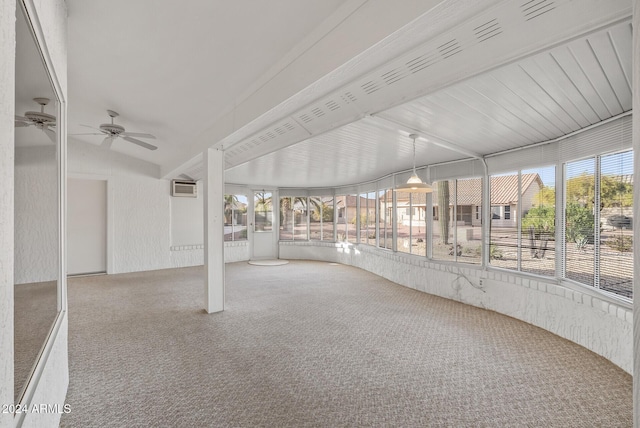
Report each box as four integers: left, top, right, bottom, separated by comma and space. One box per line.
60, 261, 632, 427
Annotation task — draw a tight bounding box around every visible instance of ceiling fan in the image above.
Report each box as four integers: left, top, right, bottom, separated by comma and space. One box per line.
76, 110, 157, 151
15, 97, 56, 142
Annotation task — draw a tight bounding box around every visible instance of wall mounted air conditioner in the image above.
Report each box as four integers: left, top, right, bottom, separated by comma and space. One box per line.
171, 180, 197, 198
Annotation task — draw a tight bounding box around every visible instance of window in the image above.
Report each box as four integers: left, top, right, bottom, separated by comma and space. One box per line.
520, 166, 555, 277
396, 191, 427, 256
378, 189, 393, 249
433, 178, 482, 264
280, 196, 308, 241
490, 168, 556, 274
254, 192, 272, 232
489, 173, 518, 270
335, 195, 356, 243
310, 196, 334, 241
565, 151, 633, 298
599, 151, 633, 298
564, 159, 596, 287
224, 194, 248, 241
432, 180, 453, 261
358, 192, 376, 245
367, 192, 376, 245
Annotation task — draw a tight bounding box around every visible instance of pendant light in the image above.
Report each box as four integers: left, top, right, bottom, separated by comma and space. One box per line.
396, 133, 432, 193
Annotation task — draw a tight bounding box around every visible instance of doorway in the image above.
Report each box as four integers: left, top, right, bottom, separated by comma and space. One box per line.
67, 178, 107, 275
251, 190, 278, 259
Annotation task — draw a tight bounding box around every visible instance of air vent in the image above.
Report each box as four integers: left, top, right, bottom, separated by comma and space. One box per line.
311, 107, 325, 118
325, 100, 340, 111
283, 122, 295, 131
521, 0, 555, 21
474, 19, 502, 42
171, 180, 197, 198
361, 80, 382, 95
381, 67, 409, 85
406, 52, 438, 73
438, 39, 461, 58
274, 126, 286, 135
341, 92, 357, 104
299, 113, 313, 123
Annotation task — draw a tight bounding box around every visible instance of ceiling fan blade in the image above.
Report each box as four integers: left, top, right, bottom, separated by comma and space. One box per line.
69, 132, 104, 136
122, 136, 157, 151
100, 136, 115, 149
15, 120, 30, 127
122, 137, 157, 150
121, 131, 156, 139
80, 124, 105, 132
15, 115, 29, 122
43, 127, 57, 142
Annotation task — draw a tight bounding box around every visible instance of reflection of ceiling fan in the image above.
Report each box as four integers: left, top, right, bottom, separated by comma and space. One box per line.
76, 110, 157, 151
15, 97, 56, 142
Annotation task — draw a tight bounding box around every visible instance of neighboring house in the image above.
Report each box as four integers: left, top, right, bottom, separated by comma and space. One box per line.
335, 195, 376, 224
381, 173, 543, 229
488, 173, 543, 228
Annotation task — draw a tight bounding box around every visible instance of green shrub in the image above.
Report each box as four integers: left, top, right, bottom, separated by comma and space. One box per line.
606, 235, 632, 252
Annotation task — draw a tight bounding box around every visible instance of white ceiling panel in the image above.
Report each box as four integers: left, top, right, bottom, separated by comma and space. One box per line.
225, 120, 460, 188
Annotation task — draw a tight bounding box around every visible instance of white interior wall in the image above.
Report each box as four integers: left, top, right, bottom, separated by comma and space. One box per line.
14, 146, 58, 284
68, 140, 251, 272
0, 0, 16, 425
170, 182, 203, 247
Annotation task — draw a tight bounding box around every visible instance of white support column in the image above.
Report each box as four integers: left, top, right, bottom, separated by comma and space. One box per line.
203, 148, 225, 313
633, 2, 639, 426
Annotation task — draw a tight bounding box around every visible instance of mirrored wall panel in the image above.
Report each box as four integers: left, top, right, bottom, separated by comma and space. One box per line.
14, 4, 60, 403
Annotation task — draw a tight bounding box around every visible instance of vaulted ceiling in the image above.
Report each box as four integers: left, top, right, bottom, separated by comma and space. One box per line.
63, 0, 633, 189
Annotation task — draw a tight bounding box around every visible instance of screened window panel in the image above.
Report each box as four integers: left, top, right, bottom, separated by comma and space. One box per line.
367, 192, 377, 246
279, 196, 294, 240
335, 195, 348, 242
456, 177, 482, 264
358, 193, 367, 243
599, 151, 633, 298
564, 159, 596, 287
520, 166, 556, 276
396, 191, 412, 255
224, 194, 248, 242
378, 190, 393, 249
432, 180, 454, 261
347, 194, 358, 244
310, 196, 334, 241
412, 192, 427, 257
293, 197, 308, 241
489, 173, 518, 270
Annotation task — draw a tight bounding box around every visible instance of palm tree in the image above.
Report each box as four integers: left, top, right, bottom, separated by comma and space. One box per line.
224, 194, 239, 225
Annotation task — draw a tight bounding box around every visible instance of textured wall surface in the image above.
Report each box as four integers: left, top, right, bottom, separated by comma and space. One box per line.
170, 242, 249, 267
70, 140, 252, 273
69, 140, 171, 274
14, 146, 58, 284
110, 176, 172, 273
0, 0, 16, 426
280, 241, 633, 374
